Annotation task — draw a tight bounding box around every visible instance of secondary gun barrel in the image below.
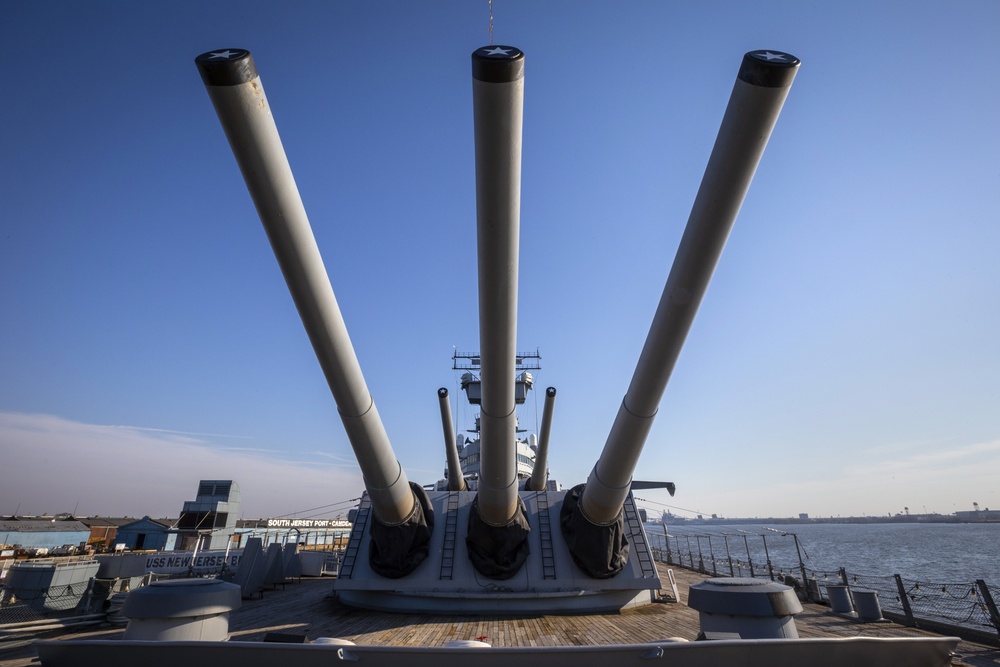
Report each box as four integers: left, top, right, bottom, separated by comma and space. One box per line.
472, 45, 525, 526
438, 388, 466, 491
527, 387, 557, 491
195, 49, 414, 526
581, 50, 800, 524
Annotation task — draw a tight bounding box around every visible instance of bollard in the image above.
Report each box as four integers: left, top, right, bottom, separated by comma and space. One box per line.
853, 589, 884, 621
825, 584, 854, 614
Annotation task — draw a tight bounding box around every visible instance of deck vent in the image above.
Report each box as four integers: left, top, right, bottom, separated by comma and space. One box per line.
688, 577, 802, 639
121, 578, 241, 641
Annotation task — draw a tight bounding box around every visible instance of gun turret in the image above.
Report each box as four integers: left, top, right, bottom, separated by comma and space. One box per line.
564, 50, 800, 578
196, 49, 431, 578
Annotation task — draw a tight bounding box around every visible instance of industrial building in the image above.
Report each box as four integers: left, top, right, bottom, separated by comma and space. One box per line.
0, 517, 91, 554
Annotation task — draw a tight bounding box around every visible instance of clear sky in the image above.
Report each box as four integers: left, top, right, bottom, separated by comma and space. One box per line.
2, 1, 998, 521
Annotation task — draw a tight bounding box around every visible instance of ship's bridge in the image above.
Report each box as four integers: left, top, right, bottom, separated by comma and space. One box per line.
435, 350, 544, 491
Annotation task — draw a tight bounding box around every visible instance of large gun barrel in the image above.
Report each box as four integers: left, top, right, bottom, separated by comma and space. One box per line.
527, 387, 557, 491
580, 51, 800, 524
438, 388, 466, 491
472, 46, 525, 526
195, 49, 414, 526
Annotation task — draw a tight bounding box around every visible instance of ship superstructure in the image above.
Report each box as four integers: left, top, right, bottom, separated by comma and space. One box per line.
436, 350, 550, 492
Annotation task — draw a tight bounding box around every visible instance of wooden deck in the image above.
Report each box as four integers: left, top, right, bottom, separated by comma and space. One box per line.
3, 563, 998, 666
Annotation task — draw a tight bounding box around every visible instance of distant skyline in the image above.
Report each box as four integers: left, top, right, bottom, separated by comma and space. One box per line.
2, 2, 998, 520
1, 410, 996, 519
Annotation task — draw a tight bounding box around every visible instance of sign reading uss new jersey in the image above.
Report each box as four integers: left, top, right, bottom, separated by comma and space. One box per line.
144, 549, 242, 574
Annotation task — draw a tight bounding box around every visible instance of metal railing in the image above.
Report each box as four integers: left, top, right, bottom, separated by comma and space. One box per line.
0, 573, 152, 652
648, 531, 1000, 644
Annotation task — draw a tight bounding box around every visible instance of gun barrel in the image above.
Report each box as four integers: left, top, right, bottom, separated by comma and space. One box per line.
581, 51, 800, 523
471, 45, 525, 526
438, 388, 466, 491
195, 49, 414, 525
527, 387, 557, 491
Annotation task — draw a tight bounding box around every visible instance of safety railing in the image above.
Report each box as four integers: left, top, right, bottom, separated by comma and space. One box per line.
647, 531, 1000, 644
0, 573, 152, 633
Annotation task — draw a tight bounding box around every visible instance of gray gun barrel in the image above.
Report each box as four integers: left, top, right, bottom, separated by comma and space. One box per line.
472, 45, 525, 526
195, 49, 414, 526
581, 51, 800, 524
527, 387, 557, 491
438, 388, 466, 491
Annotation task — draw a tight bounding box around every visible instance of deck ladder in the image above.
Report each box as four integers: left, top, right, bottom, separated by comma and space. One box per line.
535, 490, 557, 579
438, 492, 460, 580
338, 494, 372, 580
623, 494, 657, 578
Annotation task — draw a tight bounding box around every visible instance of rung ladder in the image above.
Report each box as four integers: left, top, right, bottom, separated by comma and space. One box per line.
439, 492, 460, 580
623, 494, 657, 578
338, 495, 372, 580
535, 491, 557, 579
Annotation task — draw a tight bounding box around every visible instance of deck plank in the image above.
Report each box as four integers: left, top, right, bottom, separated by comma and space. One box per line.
3, 563, 998, 667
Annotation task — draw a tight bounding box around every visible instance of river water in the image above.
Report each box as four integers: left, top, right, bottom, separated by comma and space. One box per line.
646, 522, 999, 586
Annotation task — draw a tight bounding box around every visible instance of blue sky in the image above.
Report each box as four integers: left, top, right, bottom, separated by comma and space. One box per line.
2, 1, 998, 520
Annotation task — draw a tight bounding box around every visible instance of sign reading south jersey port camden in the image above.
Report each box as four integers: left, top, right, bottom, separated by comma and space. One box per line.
265, 519, 352, 529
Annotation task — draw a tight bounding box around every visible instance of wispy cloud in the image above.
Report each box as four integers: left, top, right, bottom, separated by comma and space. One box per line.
108, 424, 255, 440
314, 451, 358, 465
846, 439, 1000, 477
0, 411, 365, 519
684, 437, 1000, 518
218, 446, 285, 454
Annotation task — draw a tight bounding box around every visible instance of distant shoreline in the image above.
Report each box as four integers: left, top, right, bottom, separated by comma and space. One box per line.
656, 515, 1000, 526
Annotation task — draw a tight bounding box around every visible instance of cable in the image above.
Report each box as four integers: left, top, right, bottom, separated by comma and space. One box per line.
273, 498, 361, 519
